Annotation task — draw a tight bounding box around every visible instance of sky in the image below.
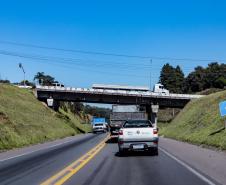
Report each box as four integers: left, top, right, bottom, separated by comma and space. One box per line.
0, 0, 226, 89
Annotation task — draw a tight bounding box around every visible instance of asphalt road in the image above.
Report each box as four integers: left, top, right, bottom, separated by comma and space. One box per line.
0, 133, 106, 185
0, 134, 220, 185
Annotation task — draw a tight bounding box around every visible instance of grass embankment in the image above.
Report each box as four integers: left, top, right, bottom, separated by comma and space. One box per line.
0, 84, 91, 150
157, 108, 181, 122
159, 90, 226, 150
59, 109, 92, 133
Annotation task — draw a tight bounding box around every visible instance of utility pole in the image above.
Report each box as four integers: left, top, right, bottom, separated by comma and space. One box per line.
150, 59, 152, 90
19, 63, 25, 86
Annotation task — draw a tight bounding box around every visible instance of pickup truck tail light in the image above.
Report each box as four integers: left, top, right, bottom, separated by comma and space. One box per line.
119, 130, 123, 135
153, 129, 158, 134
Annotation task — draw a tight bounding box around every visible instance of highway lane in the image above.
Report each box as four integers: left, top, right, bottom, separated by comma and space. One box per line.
0, 133, 107, 185
0, 134, 220, 185
63, 139, 218, 185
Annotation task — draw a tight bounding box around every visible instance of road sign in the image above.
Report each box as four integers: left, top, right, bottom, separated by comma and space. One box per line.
219, 101, 226, 117
151, 105, 159, 113
47, 98, 54, 107
92, 118, 106, 124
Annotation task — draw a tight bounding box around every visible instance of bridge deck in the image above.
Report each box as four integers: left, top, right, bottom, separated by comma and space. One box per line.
36, 86, 204, 100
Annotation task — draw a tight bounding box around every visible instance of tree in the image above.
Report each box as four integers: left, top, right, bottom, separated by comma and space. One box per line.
0, 79, 10, 84
206, 62, 226, 89
184, 66, 206, 93
174, 66, 185, 93
214, 76, 226, 88
60, 102, 111, 122
184, 62, 226, 93
20, 80, 35, 87
34, 72, 56, 86
159, 63, 185, 93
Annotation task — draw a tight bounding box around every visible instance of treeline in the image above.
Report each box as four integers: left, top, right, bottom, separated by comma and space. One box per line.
0, 80, 10, 84
60, 102, 111, 121
84, 105, 111, 119
160, 62, 226, 93
34, 72, 58, 85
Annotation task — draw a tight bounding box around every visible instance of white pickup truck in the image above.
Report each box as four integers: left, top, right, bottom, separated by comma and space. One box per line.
92, 123, 107, 133
118, 120, 158, 155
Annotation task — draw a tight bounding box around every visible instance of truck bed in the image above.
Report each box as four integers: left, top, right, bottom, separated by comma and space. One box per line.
110, 112, 147, 122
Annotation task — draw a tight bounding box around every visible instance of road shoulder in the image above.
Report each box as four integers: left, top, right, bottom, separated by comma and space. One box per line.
159, 137, 226, 185
0, 134, 92, 162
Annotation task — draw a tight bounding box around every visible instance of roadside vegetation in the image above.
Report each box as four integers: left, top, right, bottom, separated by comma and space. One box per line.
59, 108, 92, 133
159, 90, 226, 150
60, 101, 111, 122
160, 62, 226, 94
157, 108, 181, 123
0, 84, 91, 150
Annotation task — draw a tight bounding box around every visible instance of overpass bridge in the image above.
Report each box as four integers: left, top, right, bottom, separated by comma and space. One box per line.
35, 85, 203, 108
35, 85, 204, 126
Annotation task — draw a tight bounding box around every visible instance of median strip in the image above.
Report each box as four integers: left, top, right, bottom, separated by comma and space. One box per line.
40, 135, 109, 185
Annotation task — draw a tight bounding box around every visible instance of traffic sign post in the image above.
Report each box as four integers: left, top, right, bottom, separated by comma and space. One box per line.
209, 101, 226, 135
219, 101, 226, 128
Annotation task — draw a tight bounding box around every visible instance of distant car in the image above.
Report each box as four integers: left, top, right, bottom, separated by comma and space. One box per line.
118, 120, 159, 155
92, 123, 107, 133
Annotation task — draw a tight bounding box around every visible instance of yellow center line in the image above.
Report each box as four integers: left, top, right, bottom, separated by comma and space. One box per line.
40, 135, 109, 185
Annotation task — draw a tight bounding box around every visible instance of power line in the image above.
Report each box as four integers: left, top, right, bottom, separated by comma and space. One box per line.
22, 60, 152, 79
0, 49, 218, 73
0, 50, 151, 79
0, 49, 224, 78
0, 40, 151, 59
0, 49, 152, 71
0, 40, 225, 62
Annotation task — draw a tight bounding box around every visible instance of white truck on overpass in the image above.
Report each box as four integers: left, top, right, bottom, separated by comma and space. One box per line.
153, 83, 170, 95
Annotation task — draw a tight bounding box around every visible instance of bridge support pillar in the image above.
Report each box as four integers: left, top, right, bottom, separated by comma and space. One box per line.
47, 98, 60, 111
147, 104, 159, 128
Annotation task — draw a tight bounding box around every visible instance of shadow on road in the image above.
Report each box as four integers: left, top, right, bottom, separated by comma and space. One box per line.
115, 151, 157, 157
105, 137, 118, 144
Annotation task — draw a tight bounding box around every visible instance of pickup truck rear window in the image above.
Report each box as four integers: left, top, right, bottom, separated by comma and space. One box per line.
123, 120, 153, 128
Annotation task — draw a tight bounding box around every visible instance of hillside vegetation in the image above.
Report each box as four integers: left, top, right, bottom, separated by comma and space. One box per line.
159, 90, 226, 150
157, 108, 181, 122
0, 84, 91, 150
160, 62, 226, 94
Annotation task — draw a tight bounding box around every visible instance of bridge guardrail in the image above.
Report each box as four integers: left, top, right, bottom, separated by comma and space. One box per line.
36, 85, 204, 99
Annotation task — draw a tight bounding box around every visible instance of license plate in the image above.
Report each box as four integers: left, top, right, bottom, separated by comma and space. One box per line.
133, 144, 144, 149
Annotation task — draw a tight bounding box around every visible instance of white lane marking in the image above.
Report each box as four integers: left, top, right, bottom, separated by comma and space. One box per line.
159, 147, 216, 185
0, 136, 87, 162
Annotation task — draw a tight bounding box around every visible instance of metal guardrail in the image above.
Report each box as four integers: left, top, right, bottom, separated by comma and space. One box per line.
36, 85, 205, 99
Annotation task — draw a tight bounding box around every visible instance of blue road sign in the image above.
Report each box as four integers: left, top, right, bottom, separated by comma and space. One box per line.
92, 118, 106, 124
219, 101, 226, 117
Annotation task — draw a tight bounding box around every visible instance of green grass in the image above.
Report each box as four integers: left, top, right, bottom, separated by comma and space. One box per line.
0, 84, 91, 150
157, 108, 181, 122
59, 109, 92, 133
159, 90, 226, 150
